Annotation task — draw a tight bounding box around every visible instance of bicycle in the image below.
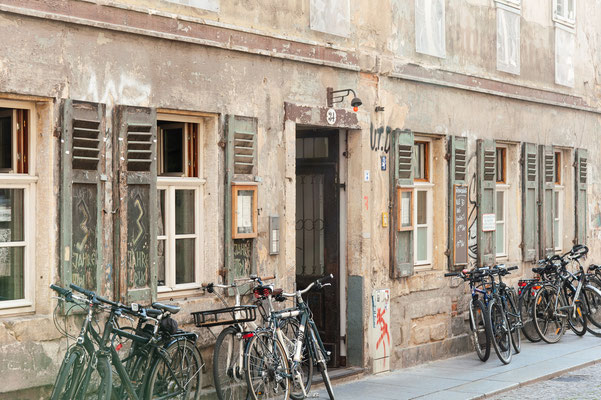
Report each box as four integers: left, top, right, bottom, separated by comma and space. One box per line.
531, 245, 601, 343
244, 274, 336, 400
488, 265, 521, 363
192, 275, 274, 400
50, 283, 203, 399
445, 268, 492, 362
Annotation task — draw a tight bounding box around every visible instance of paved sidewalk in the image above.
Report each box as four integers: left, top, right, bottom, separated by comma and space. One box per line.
315, 332, 601, 399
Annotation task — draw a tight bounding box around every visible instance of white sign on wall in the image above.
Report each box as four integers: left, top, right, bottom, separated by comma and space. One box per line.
482, 213, 496, 232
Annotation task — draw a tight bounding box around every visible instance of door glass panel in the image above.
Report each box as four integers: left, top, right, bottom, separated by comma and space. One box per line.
0, 246, 24, 301
162, 126, 184, 174
175, 190, 195, 234
175, 238, 195, 284
416, 226, 427, 261
296, 174, 324, 276
417, 190, 427, 225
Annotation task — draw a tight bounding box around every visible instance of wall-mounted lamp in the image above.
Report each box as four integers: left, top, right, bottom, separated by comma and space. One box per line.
327, 87, 362, 112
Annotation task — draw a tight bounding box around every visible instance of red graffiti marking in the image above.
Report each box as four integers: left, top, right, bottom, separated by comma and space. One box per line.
364, 196, 368, 210
376, 307, 390, 357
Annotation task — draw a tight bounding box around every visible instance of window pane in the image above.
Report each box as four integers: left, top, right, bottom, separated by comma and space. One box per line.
417, 190, 427, 225
0, 111, 12, 170
175, 190, 195, 235
162, 127, 183, 174
158, 189, 165, 237
414, 143, 426, 180
0, 246, 24, 301
496, 191, 504, 221
496, 148, 505, 182
496, 222, 505, 254
416, 226, 428, 261
237, 190, 255, 234
554, 153, 561, 184
554, 191, 560, 219
554, 220, 559, 248
158, 238, 166, 286
0, 189, 24, 242
175, 238, 195, 284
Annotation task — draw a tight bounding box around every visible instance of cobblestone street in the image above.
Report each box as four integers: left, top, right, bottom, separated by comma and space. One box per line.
491, 362, 601, 400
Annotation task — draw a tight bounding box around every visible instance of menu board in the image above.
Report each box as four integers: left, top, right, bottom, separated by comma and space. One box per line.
453, 185, 468, 266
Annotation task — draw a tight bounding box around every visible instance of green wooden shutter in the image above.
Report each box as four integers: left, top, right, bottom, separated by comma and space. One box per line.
113, 105, 157, 304
522, 143, 538, 261
476, 139, 496, 266
575, 148, 588, 245
225, 115, 258, 282
60, 100, 105, 293
539, 145, 555, 257
448, 136, 467, 271
391, 129, 414, 278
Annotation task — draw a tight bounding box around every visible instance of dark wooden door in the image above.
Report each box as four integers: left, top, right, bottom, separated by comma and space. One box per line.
296, 131, 340, 367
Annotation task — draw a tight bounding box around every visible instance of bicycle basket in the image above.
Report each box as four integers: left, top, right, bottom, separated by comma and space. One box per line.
191, 305, 257, 328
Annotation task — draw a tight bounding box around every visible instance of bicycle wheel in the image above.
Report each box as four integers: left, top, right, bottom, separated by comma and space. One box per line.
146, 339, 203, 400
583, 285, 601, 336
488, 299, 512, 364
245, 330, 291, 400
469, 298, 490, 362
519, 285, 541, 342
214, 326, 249, 400
506, 289, 521, 353
50, 345, 87, 400
533, 285, 566, 344
280, 318, 313, 400
567, 296, 587, 336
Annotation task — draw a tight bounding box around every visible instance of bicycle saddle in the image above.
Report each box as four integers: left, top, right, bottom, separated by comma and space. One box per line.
589, 264, 601, 271
532, 267, 546, 274
152, 302, 181, 314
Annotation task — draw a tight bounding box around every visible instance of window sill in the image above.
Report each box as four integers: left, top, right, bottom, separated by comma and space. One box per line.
0, 299, 34, 316
414, 263, 432, 272
157, 177, 206, 185
158, 285, 203, 300
496, 255, 508, 261
0, 175, 38, 184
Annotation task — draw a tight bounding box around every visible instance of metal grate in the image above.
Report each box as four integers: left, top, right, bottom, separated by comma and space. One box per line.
545, 153, 554, 183
455, 148, 466, 181
234, 129, 255, 174
127, 123, 153, 172
527, 153, 536, 182
483, 150, 495, 181
580, 158, 587, 184
398, 144, 413, 180
72, 118, 100, 170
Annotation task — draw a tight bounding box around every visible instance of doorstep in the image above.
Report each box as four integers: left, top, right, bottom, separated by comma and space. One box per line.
312, 366, 365, 385
313, 332, 601, 399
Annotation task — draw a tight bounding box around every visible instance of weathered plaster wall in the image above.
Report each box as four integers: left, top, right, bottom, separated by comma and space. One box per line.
0, 0, 600, 393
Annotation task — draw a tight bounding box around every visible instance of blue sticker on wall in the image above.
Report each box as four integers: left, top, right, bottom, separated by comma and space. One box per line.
381, 156, 386, 171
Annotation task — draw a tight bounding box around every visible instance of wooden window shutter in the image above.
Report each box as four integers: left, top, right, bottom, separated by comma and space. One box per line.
575, 148, 588, 245
521, 142, 539, 261
60, 99, 106, 293
448, 136, 468, 271
539, 145, 555, 257
114, 105, 157, 304
476, 139, 496, 266
391, 129, 414, 278
225, 115, 258, 282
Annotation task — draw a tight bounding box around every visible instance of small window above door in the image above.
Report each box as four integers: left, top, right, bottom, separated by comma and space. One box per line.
158, 120, 199, 177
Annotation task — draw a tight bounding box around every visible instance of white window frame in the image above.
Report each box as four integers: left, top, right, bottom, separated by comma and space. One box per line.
553, 0, 576, 26
414, 138, 433, 268
495, 184, 509, 258
156, 113, 205, 295
0, 99, 37, 314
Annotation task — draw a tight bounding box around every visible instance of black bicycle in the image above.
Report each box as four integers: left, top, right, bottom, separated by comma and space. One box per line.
50, 283, 203, 399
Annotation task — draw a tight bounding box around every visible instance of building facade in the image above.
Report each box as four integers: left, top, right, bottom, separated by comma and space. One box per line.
0, 0, 600, 395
